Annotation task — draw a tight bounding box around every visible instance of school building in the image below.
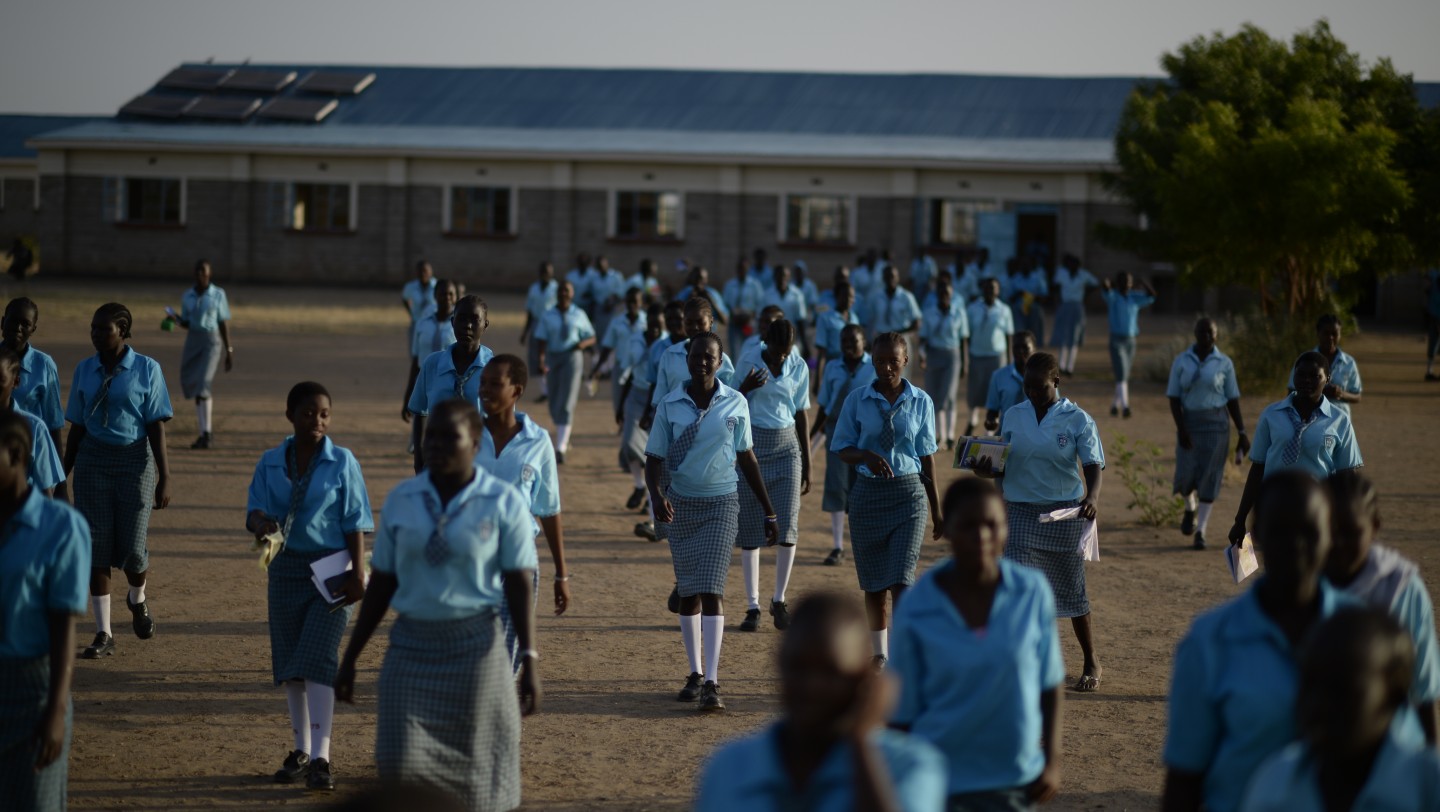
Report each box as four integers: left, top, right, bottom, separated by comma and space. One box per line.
2, 64, 1436, 318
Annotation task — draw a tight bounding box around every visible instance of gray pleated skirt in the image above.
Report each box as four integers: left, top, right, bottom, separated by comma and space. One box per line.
924, 346, 961, 412
737, 427, 801, 549
1109, 335, 1137, 382
180, 328, 223, 399
546, 348, 584, 425
619, 383, 651, 469
74, 436, 156, 573
1052, 302, 1086, 348
1004, 500, 1089, 618
1173, 407, 1231, 502
0, 656, 68, 812
848, 474, 927, 592
668, 489, 739, 597
967, 355, 1001, 412
268, 547, 352, 686
377, 611, 520, 812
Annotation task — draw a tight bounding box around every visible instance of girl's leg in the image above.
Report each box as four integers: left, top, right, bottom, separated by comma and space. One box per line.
628, 459, 645, 490
554, 423, 573, 453
1196, 501, 1215, 536
202, 397, 213, 436
125, 568, 147, 606
679, 611, 702, 676
740, 548, 760, 614
194, 396, 207, 436
700, 594, 725, 683
772, 545, 796, 605
829, 512, 845, 551
863, 590, 889, 659
285, 680, 311, 755
1071, 613, 1101, 685
90, 569, 112, 635
306, 682, 336, 763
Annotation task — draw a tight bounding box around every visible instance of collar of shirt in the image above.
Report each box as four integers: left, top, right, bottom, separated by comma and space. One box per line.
94, 345, 138, 374
1011, 395, 1080, 426
274, 435, 339, 471
480, 413, 548, 460
1221, 578, 1346, 646
436, 344, 487, 377
16, 344, 37, 375
663, 379, 742, 410
861, 378, 921, 408
1281, 392, 1335, 421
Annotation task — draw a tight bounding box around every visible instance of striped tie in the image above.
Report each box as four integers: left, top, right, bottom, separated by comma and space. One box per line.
422, 492, 451, 566
1280, 405, 1320, 467
88, 367, 120, 428
281, 440, 318, 541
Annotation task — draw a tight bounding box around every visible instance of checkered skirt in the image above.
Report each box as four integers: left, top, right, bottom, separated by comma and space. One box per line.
267, 548, 352, 686
1109, 336, 1137, 383
821, 448, 858, 513
619, 383, 651, 469
1173, 407, 1231, 502
499, 568, 540, 677
180, 328, 224, 399
668, 489, 740, 597
73, 436, 157, 573
1004, 500, 1090, 618
0, 656, 68, 810
377, 611, 520, 812
737, 427, 800, 549
847, 474, 927, 592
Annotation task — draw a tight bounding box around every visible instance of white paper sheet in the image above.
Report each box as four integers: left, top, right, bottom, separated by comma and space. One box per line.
1039, 507, 1099, 560
1227, 534, 1260, 584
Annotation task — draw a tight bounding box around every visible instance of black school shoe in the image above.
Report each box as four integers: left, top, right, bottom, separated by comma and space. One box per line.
634, 521, 658, 542
1181, 510, 1196, 535
698, 681, 725, 712
739, 608, 761, 632
81, 632, 115, 659
823, 549, 844, 566
625, 487, 646, 510
677, 672, 704, 702
273, 750, 311, 783
1193, 532, 1207, 551
190, 432, 211, 450
127, 597, 156, 639
771, 601, 791, 631
305, 758, 335, 791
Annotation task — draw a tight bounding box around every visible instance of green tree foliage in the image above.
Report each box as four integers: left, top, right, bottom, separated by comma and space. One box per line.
1103, 21, 1439, 317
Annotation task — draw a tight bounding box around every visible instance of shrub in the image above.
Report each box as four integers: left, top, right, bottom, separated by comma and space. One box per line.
1109, 433, 1184, 527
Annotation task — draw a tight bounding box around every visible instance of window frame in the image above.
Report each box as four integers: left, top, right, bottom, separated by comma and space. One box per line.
926, 197, 1002, 249
442, 184, 518, 239
778, 193, 856, 249
111, 176, 187, 227
284, 181, 357, 234
607, 189, 685, 242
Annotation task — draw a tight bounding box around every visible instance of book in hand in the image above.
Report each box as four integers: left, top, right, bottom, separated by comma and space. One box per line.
309, 550, 354, 608
1227, 534, 1260, 584
954, 436, 1010, 473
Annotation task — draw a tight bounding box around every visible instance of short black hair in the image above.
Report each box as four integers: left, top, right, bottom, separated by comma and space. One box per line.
1025, 351, 1060, 379
94, 303, 133, 339
1294, 350, 1328, 374
456, 294, 489, 327
1328, 468, 1379, 526
5, 297, 38, 322
1316, 313, 1342, 331
872, 331, 909, 357
286, 381, 331, 415
487, 354, 529, 388
431, 398, 483, 439
840, 323, 867, 346
765, 318, 796, 353
688, 331, 723, 356
684, 295, 714, 319
1013, 330, 1037, 350
942, 476, 1001, 519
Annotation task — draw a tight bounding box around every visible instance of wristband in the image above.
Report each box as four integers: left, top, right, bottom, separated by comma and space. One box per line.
554, 574, 570, 582
519, 649, 540, 661
226, 346, 234, 352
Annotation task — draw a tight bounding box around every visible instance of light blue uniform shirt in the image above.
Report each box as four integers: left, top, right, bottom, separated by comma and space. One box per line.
866, 288, 922, 334
696, 724, 947, 812
1167, 347, 1241, 412
370, 467, 537, 621
600, 312, 646, 363
534, 305, 596, 352
1000, 397, 1105, 503
798, 278, 821, 319
817, 354, 877, 423
402, 278, 437, 324
632, 335, 675, 392
814, 308, 861, 358
14, 345, 63, 431
851, 266, 879, 303
1342, 544, 1440, 705
947, 264, 981, 302
762, 285, 809, 323
1053, 269, 1098, 303
476, 413, 560, 536
645, 383, 753, 498
966, 300, 1015, 357
831, 380, 939, 478
525, 280, 558, 324
0, 488, 90, 659
736, 343, 811, 429
1103, 289, 1155, 337
891, 558, 1065, 795
675, 286, 731, 320
15, 406, 64, 491
65, 347, 174, 446
1287, 347, 1362, 417
246, 436, 374, 555
181, 285, 231, 332
919, 302, 969, 351
594, 269, 627, 306
622, 331, 652, 384
626, 273, 661, 302
410, 312, 456, 359
407, 344, 495, 417
566, 267, 599, 309
1164, 580, 1357, 812
910, 255, 939, 292
1249, 395, 1362, 480
985, 363, 1026, 416
1024, 268, 1050, 298
723, 276, 766, 316
651, 339, 736, 407
1239, 720, 1440, 812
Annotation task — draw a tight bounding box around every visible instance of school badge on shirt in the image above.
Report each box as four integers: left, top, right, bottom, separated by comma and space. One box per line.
478, 519, 495, 539
521, 464, 536, 484
1057, 434, 1068, 449
726, 416, 738, 433
1323, 435, 1336, 451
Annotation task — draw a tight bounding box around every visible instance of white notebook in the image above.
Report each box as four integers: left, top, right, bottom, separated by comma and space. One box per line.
309, 550, 354, 605
1227, 535, 1260, 584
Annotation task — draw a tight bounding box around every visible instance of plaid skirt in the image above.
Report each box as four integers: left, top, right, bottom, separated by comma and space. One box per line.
0, 656, 68, 811
1109, 335, 1137, 383
1004, 500, 1089, 618
180, 328, 223, 400
1051, 302, 1086, 348
821, 448, 857, 513
737, 427, 800, 549
378, 611, 520, 812
619, 383, 651, 469
923, 346, 961, 412
268, 548, 352, 686
848, 474, 927, 592
74, 435, 156, 574
668, 489, 739, 597
1174, 407, 1231, 502
546, 347, 584, 426
967, 355, 1001, 412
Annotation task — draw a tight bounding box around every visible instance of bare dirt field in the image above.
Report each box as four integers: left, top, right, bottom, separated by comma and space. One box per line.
26, 276, 1435, 812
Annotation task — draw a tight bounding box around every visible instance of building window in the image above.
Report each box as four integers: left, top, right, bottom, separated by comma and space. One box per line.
112, 177, 184, 225
612, 191, 682, 240
289, 182, 353, 232
783, 194, 853, 245
929, 199, 1000, 246
447, 186, 514, 236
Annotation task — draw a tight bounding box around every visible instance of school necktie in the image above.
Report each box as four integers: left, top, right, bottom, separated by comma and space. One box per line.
1280, 404, 1321, 467
281, 439, 319, 540
88, 367, 119, 428
878, 406, 897, 452
422, 492, 452, 566
454, 360, 480, 399
558, 308, 569, 350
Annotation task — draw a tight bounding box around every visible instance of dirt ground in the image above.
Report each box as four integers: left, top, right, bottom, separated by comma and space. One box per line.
27, 276, 1435, 812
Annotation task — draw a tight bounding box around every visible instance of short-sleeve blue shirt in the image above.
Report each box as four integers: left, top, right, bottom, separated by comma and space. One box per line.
1164, 580, 1357, 812
1167, 347, 1241, 412
1342, 544, 1440, 705
966, 300, 1015, 357
919, 302, 969, 351
762, 285, 809, 323
246, 436, 374, 555
645, 382, 753, 498
890, 558, 1065, 795
181, 285, 231, 332
817, 354, 876, 415
407, 345, 495, 417
632, 335, 674, 391
600, 312, 646, 359
1287, 347, 1362, 417
627, 273, 661, 302
1025, 268, 1050, 298
534, 305, 596, 352
0, 488, 90, 658
566, 267, 599, 308
651, 340, 736, 407
723, 276, 766, 316
949, 265, 981, 302
1054, 269, 1097, 303
1249, 395, 1362, 480
476, 413, 560, 534
410, 313, 456, 359
1239, 721, 1440, 812
525, 280, 558, 323
1103, 289, 1155, 337
866, 288, 922, 334
830, 380, 938, 478
64, 347, 174, 445
696, 724, 947, 812
402, 278, 437, 324
370, 467, 538, 621
736, 343, 811, 430
14, 405, 63, 491
1000, 397, 1105, 503
676, 286, 731, 320
815, 308, 861, 358
14, 345, 63, 431
985, 363, 1026, 417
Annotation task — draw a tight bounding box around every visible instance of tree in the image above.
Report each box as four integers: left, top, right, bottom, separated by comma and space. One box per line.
1103, 20, 1439, 318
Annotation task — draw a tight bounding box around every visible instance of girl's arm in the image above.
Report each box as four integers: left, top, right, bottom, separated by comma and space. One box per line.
645, 455, 672, 523
539, 515, 569, 615
62, 424, 85, 476
795, 410, 811, 494
1229, 463, 1266, 545
339, 531, 366, 605
218, 320, 233, 372
335, 570, 397, 704
34, 611, 76, 770
402, 358, 421, 421
1169, 397, 1191, 449
1026, 686, 1063, 803
1079, 463, 1102, 520
411, 415, 427, 473
1225, 399, 1249, 458
577, 335, 598, 352
920, 454, 941, 539
146, 420, 171, 509
504, 569, 541, 716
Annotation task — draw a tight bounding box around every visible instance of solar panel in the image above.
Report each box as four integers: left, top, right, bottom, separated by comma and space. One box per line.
219, 69, 297, 93
158, 67, 234, 91
295, 71, 375, 95
184, 96, 262, 121
257, 97, 339, 123
119, 94, 199, 119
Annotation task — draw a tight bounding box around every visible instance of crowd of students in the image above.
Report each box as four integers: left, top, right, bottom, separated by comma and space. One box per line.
1, 245, 1436, 812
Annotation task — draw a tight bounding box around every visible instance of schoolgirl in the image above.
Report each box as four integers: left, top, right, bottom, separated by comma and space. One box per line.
406, 295, 494, 472
0, 347, 64, 495
535, 280, 597, 463
400, 261, 437, 340
521, 262, 558, 403
1017, 258, 1050, 346
761, 265, 808, 328
176, 260, 233, 449
814, 280, 860, 376
1166, 318, 1248, 550
626, 258, 662, 304
590, 286, 646, 429
964, 278, 1014, 437
1050, 254, 1098, 376
983, 330, 1036, 434
811, 325, 876, 566
631, 302, 685, 543
2, 298, 64, 464
402, 278, 457, 450
723, 259, 766, 357
1099, 273, 1156, 417
919, 274, 969, 451
1289, 314, 1362, 416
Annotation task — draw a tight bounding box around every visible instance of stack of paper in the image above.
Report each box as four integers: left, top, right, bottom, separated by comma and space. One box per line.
309, 550, 354, 606
1227, 534, 1260, 583
954, 437, 1010, 473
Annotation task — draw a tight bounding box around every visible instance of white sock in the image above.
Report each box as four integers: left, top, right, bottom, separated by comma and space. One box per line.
1113, 382, 1124, 407
829, 512, 845, 550
946, 408, 959, 441
202, 398, 213, 433
1060, 346, 1074, 372
773, 546, 796, 603
702, 615, 724, 683
195, 401, 207, 435
1197, 502, 1215, 534
629, 460, 645, 489
1120, 382, 1130, 408
871, 629, 889, 659
680, 614, 702, 675
306, 682, 335, 762
555, 423, 573, 452
285, 681, 310, 754
1185, 492, 1199, 512
541, 376, 549, 396
741, 548, 760, 610
969, 407, 985, 432
92, 595, 112, 636
128, 583, 146, 605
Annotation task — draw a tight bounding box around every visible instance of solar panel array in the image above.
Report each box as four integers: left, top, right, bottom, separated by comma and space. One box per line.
120, 67, 372, 123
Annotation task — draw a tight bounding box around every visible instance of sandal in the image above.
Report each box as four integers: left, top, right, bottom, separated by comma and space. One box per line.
1073, 672, 1102, 693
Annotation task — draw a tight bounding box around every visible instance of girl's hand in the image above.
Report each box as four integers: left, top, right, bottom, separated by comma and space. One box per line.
224, 350, 234, 373
334, 661, 357, 704
154, 475, 171, 509
983, 416, 999, 432
339, 571, 366, 605
653, 495, 674, 524
739, 367, 768, 395
972, 455, 997, 479
931, 511, 944, 541
1177, 427, 1194, 451
763, 518, 779, 546
252, 517, 280, 541
1027, 762, 1062, 804
517, 659, 542, 716
1228, 520, 1248, 547
1078, 498, 1097, 521
33, 704, 65, 770
1235, 432, 1252, 460
553, 578, 571, 615
401, 407, 412, 423
863, 451, 894, 478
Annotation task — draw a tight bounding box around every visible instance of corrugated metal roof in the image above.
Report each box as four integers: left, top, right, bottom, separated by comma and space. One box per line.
0, 114, 103, 158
